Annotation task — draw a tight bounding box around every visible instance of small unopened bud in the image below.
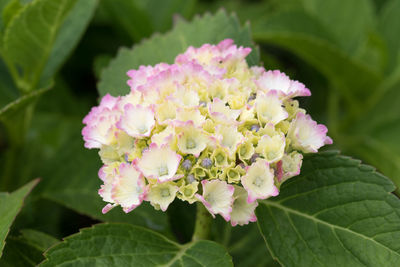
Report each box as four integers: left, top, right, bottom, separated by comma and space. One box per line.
250, 153, 260, 163
186, 174, 195, 183
250, 124, 260, 132
182, 159, 192, 170
248, 93, 256, 102
201, 158, 212, 168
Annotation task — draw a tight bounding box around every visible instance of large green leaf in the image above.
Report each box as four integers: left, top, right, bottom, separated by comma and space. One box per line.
0, 229, 58, 266
2, 0, 76, 91
134, 0, 197, 33
0, 0, 14, 36
2, 0, 97, 92
226, 223, 279, 267
301, 0, 376, 54
378, 0, 400, 72
38, 0, 98, 89
101, 0, 153, 42
0, 59, 18, 109
0, 179, 38, 257
252, 10, 381, 107
98, 9, 259, 97
346, 73, 400, 192
0, 86, 50, 153
0, 87, 50, 119
40, 223, 233, 266
101, 0, 196, 42
256, 151, 400, 266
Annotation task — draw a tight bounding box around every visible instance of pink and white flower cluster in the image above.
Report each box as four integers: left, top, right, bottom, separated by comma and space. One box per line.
82, 39, 332, 226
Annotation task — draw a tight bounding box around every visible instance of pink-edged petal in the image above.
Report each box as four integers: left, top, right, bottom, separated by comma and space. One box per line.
288, 112, 333, 153
137, 143, 182, 182
230, 186, 259, 227
111, 163, 147, 213
241, 159, 279, 203
196, 180, 234, 221
117, 104, 155, 138
256, 70, 311, 98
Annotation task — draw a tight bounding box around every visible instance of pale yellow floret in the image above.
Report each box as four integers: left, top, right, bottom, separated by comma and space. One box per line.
284, 100, 305, 120
126, 139, 148, 162
99, 131, 135, 164
222, 164, 246, 184
256, 133, 285, 163
208, 79, 229, 101
99, 145, 121, 164
239, 106, 256, 121
211, 147, 231, 167
151, 126, 176, 148
256, 91, 288, 125
280, 151, 303, 183
171, 86, 199, 107
147, 182, 179, 211
208, 167, 220, 179
112, 165, 144, 212
156, 101, 176, 124
215, 125, 244, 156
141, 89, 161, 106
175, 108, 206, 127
276, 120, 290, 134
176, 124, 209, 156
241, 159, 277, 202
227, 93, 247, 109
177, 181, 199, 204
118, 92, 142, 108
257, 123, 278, 137
237, 140, 255, 161
191, 166, 207, 179
230, 185, 258, 226
208, 98, 241, 124
202, 119, 216, 134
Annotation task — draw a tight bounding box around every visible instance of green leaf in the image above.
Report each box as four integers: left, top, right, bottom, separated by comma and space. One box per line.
135, 0, 197, 33
0, 179, 39, 257
40, 223, 233, 267
301, 0, 376, 54
0, 0, 13, 35
1, 0, 22, 31
379, 0, 400, 72
226, 223, 279, 267
346, 72, 400, 192
2, 0, 77, 91
0, 58, 18, 109
252, 10, 381, 106
102, 0, 196, 42
256, 151, 400, 266
19, 229, 59, 251
100, 0, 155, 42
0, 87, 50, 147
0, 87, 50, 119
1, 0, 97, 92
98, 9, 259, 97
38, 0, 98, 89
0, 229, 58, 266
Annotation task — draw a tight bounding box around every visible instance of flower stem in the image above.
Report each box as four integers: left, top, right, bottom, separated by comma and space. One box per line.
192, 202, 212, 241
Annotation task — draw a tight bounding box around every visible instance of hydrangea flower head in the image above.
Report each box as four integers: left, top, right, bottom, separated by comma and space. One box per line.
82, 39, 332, 226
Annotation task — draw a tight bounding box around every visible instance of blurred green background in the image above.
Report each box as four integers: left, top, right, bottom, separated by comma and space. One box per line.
0, 0, 399, 266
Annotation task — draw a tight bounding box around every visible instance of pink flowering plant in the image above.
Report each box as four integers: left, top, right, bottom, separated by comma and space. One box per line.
2, 2, 400, 266
82, 39, 332, 234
